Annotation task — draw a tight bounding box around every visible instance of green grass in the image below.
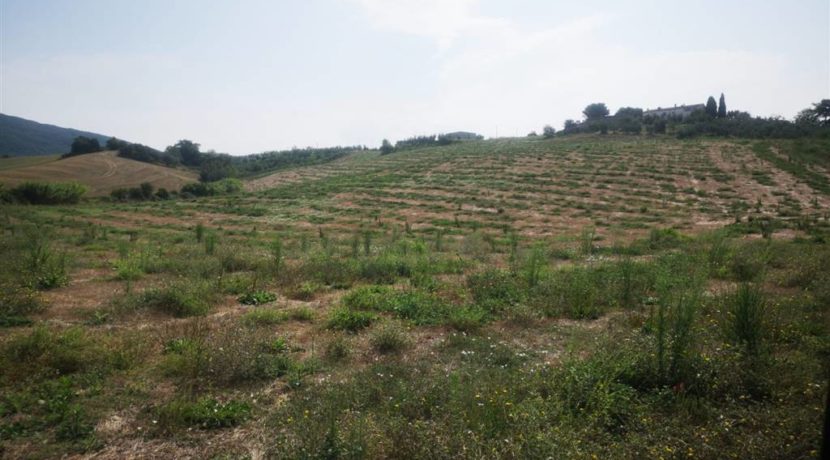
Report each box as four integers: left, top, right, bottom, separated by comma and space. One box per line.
0, 136, 827, 457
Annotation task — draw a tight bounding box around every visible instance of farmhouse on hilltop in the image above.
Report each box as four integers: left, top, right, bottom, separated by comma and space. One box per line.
644, 104, 705, 119
442, 131, 484, 141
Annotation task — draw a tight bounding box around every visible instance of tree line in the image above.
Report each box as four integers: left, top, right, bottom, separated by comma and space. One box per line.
538, 96, 830, 140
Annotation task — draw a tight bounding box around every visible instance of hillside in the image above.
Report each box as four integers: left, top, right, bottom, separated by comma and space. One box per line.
0, 113, 111, 156
0, 150, 197, 196
244, 136, 829, 239
0, 135, 828, 459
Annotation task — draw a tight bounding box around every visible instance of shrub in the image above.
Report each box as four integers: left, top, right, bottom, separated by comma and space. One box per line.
284, 306, 315, 321
1, 326, 102, 378
10, 182, 87, 204
20, 230, 69, 290
647, 228, 684, 250
286, 281, 323, 300
113, 256, 143, 281
343, 285, 395, 310
446, 305, 488, 331
139, 283, 215, 317
161, 322, 293, 388
327, 307, 376, 332
645, 254, 705, 386
730, 244, 768, 282
530, 266, 607, 319
343, 286, 450, 325
181, 178, 243, 197
370, 321, 410, 354
324, 334, 352, 362
204, 232, 217, 255
241, 308, 286, 326
155, 397, 251, 430
467, 269, 523, 313
558, 352, 638, 431
238, 290, 278, 305
726, 283, 766, 357
0, 283, 45, 325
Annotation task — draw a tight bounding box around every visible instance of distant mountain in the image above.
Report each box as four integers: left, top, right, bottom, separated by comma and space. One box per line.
0, 114, 112, 157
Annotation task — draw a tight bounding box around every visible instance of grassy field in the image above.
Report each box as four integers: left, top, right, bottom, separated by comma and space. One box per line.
0, 135, 828, 459
0, 155, 61, 171
0, 151, 197, 196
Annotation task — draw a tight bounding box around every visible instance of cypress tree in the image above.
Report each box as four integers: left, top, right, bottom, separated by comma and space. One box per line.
705, 96, 718, 117
718, 93, 727, 118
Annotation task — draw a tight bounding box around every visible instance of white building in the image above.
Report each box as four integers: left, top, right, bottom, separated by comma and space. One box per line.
643, 104, 705, 119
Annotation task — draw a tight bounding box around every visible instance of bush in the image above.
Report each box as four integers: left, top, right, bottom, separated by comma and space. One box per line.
370, 321, 410, 354
446, 305, 488, 331
160, 322, 293, 387
155, 397, 251, 430
467, 269, 523, 313
238, 290, 278, 305
324, 334, 352, 362
21, 230, 68, 290
1, 326, 103, 378
181, 178, 243, 197
138, 282, 216, 317
327, 307, 376, 332
647, 228, 684, 250
343, 286, 450, 325
726, 283, 766, 356
9, 182, 87, 204
0, 283, 45, 324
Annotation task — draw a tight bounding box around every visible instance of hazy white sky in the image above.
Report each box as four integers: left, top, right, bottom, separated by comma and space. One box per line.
1, 0, 828, 154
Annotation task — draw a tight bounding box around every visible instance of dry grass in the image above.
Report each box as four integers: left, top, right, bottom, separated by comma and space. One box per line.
0, 151, 197, 196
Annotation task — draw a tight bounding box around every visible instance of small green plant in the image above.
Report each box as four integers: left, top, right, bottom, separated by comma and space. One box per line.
287, 281, 322, 300
327, 307, 376, 332
522, 243, 547, 288
155, 397, 251, 430
324, 334, 351, 362
21, 230, 68, 290
446, 305, 487, 331
238, 290, 278, 305
195, 223, 205, 242
284, 306, 315, 321
726, 283, 766, 357
467, 269, 523, 313
241, 308, 286, 326
369, 321, 410, 354
204, 232, 217, 255
139, 283, 215, 317
113, 256, 143, 281
0, 283, 45, 325
580, 227, 596, 255
271, 237, 283, 272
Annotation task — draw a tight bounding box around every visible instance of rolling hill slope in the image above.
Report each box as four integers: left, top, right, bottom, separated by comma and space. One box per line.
0, 114, 112, 156
0, 150, 197, 196
240, 135, 830, 239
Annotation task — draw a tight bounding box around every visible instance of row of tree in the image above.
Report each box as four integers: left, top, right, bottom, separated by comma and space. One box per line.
540, 96, 830, 139
110, 138, 364, 183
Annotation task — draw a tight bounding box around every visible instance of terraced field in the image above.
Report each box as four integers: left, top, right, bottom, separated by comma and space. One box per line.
0, 135, 828, 459
120, 136, 829, 244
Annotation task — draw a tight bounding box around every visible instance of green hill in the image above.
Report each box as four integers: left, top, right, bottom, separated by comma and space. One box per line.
0, 113, 112, 157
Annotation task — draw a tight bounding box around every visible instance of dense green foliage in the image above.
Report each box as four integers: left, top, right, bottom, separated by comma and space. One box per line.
61, 136, 102, 158
117, 143, 179, 166
180, 178, 243, 197
4, 182, 87, 204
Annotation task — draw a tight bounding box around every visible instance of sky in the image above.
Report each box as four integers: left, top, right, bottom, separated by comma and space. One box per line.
1, 0, 828, 155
